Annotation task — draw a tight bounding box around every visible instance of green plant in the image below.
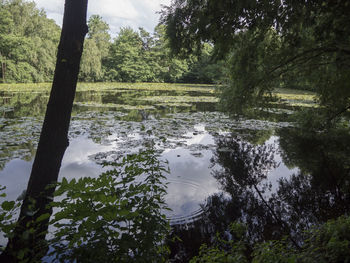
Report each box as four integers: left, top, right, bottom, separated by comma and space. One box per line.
0, 186, 20, 250
252, 239, 298, 263
49, 149, 171, 262
190, 217, 350, 263
190, 223, 249, 263
0, 186, 26, 261
302, 216, 350, 263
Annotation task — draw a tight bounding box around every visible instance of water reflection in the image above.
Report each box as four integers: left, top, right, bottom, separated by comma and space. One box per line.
59, 137, 113, 180
163, 147, 220, 224
4, 85, 337, 259
0, 159, 32, 201
169, 128, 350, 261
276, 127, 350, 233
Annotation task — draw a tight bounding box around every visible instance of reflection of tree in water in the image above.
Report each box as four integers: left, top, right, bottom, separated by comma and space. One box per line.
235, 128, 273, 145
2, 92, 48, 118
169, 129, 350, 261
275, 128, 350, 235
210, 136, 296, 242
169, 136, 282, 262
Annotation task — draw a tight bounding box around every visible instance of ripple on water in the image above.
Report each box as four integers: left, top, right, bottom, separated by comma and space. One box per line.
165, 179, 210, 225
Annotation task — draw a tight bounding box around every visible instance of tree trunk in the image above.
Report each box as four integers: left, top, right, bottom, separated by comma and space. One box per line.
0, 52, 5, 83
0, 0, 88, 261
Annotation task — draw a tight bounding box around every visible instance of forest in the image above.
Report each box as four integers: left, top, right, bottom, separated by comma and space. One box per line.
0, 0, 222, 84
1, 0, 350, 262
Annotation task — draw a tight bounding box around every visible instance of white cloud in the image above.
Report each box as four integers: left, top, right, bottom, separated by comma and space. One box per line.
33, 0, 171, 35
34, 0, 64, 24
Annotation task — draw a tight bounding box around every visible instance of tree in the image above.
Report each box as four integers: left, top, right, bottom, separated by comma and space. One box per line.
181, 43, 224, 84
104, 25, 201, 83
152, 24, 190, 83
0, 0, 88, 261
79, 15, 111, 81
0, 0, 60, 83
138, 27, 162, 82
87, 15, 110, 58
162, 0, 350, 116
106, 27, 149, 82
79, 38, 103, 81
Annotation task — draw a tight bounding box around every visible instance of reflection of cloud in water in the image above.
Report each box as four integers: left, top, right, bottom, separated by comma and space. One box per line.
62, 136, 114, 165
0, 160, 32, 246
265, 136, 299, 193
0, 129, 299, 240
0, 133, 298, 223
0, 137, 112, 201
162, 146, 220, 222
268, 157, 298, 193
61, 135, 221, 223
0, 159, 32, 201
184, 124, 215, 146
59, 137, 113, 180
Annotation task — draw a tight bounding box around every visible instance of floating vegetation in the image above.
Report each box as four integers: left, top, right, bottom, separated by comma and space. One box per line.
0, 83, 51, 92
76, 82, 216, 93
0, 83, 310, 171
74, 102, 155, 110
139, 95, 218, 103
154, 102, 193, 108
272, 88, 317, 108
0, 83, 315, 227
0, 106, 14, 113
0, 82, 216, 93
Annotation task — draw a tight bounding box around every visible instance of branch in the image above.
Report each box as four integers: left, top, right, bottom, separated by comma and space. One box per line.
253, 184, 301, 249
323, 104, 350, 128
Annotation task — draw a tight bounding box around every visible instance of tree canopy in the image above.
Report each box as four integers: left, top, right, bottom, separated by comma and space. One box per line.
0, 0, 223, 84
0, 0, 60, 83
162, 0, 350, 116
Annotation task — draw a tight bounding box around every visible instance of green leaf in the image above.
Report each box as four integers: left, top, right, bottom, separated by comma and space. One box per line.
35, 213, 50, 223
1, 201, 15, 211
118, 209, 130, 217
17, 249, 25, 260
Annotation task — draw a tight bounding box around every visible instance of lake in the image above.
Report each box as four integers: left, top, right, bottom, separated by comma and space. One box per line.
1, 83, 349, 259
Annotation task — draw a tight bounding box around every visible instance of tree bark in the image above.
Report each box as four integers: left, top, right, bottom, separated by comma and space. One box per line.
0, 0, 88, 261
0, 52, 5, 83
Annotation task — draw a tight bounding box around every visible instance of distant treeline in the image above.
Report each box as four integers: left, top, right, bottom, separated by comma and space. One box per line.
0, 0, 223, 84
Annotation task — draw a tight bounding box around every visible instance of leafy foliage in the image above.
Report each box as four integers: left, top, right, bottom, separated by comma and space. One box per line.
190, 223, 249, 263
189, 216, 350, 263
0, 0, 60, 83
0, 0, 223, 84
0, 186, 21, 251
104, 25, 222, 84
162, 0, 350, 116
49, 149, 171, 262
0, 149, 172, 262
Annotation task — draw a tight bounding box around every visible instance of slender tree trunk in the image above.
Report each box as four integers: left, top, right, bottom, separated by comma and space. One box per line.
2, 62, 5, 83
0, 0, 88, 261
0, 52, 5, 83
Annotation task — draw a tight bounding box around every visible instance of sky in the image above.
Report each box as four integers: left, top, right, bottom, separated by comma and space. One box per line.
33, 0, 171, 36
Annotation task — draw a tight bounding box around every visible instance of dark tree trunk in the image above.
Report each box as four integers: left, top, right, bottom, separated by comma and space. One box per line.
0, 0, 88, 261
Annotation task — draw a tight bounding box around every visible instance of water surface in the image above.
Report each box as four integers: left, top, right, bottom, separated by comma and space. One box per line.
0, 84, 292, 218
2, 83, 349, 257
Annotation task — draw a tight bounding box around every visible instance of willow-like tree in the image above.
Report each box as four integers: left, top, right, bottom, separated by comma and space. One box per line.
0, 0, 88, 261
162, 1, 350, 116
